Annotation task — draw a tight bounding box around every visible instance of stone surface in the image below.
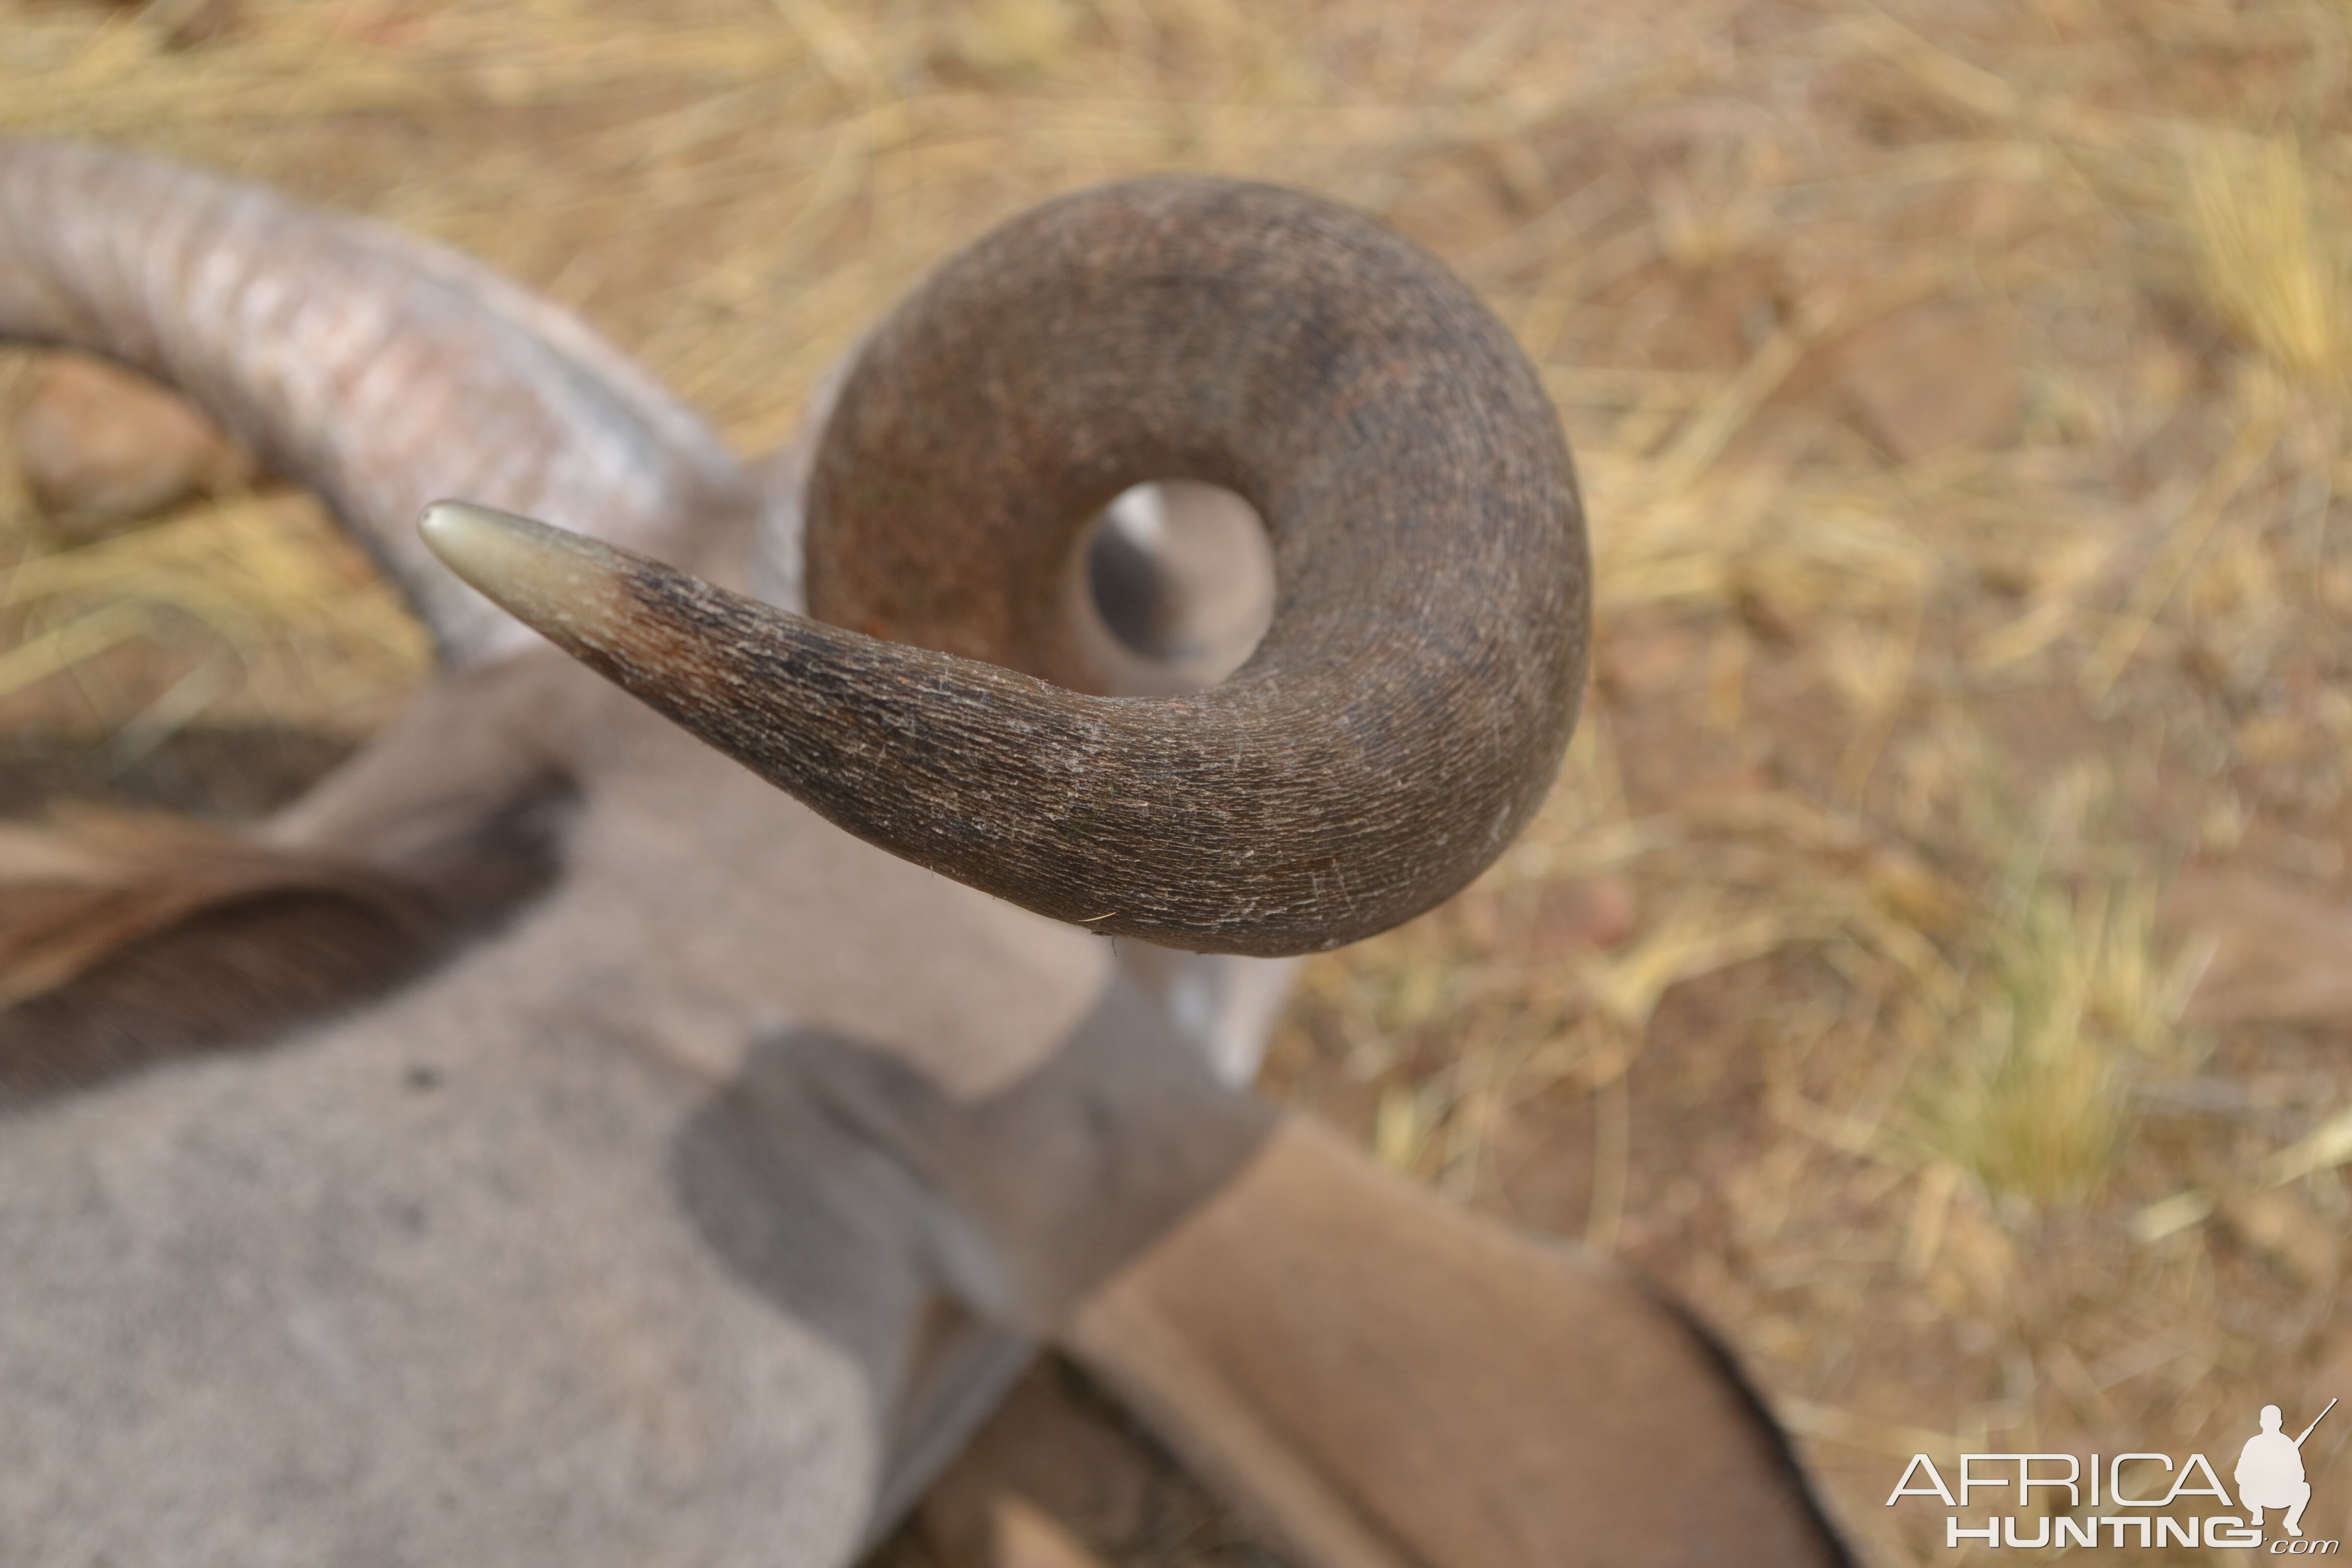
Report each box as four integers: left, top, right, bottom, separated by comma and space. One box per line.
16, 352, 254, 531
1836, 302, 2019, 463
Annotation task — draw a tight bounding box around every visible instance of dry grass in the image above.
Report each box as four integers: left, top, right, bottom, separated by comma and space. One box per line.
2184, 132, 2351, 388
1917, 870, 2191, 1208
8, 0, 2352, 1561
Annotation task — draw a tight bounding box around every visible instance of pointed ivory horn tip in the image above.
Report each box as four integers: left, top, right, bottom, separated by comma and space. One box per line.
419, 500, 618, 630
421, 499, 557, 583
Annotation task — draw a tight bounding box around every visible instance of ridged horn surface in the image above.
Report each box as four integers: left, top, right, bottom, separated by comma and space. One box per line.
0, 139, 749, 663
426, 178, 1588, 957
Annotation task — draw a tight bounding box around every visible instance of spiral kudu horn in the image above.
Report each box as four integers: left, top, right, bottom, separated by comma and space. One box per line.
0, 140, 750, 663
423, 178, 1589, 956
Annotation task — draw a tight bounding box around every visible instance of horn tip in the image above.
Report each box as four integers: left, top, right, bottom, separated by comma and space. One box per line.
419, 498, 535, 576
418, 499, 615, 636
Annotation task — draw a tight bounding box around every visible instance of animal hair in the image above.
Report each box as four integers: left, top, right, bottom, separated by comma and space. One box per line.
0, 790, 568, 1106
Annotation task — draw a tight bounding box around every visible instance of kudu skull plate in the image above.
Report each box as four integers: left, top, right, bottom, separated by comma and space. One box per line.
0, 141, 1851, 1567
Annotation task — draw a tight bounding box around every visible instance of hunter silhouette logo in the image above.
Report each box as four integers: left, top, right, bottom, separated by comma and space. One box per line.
2241, 1400, 2334, 1539
1886, 1397, 2341, 1552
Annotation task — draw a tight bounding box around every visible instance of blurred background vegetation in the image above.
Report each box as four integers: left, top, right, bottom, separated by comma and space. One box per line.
4, 0, 2350, 1560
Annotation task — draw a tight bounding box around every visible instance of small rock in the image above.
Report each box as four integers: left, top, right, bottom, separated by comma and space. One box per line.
1563, 873, 1638, 951
16, 353, 254, 535
2164, 869, 2352, 1026
1596, 614, 1704, 702
1838, 301, 2019, 463
2218, 1187, 2341, 1288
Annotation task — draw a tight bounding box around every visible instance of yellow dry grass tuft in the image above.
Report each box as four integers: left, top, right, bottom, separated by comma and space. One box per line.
0, 471, 427, 739
2182, 131, 2352, 387
10, 0, 2352, 1561
1915, 874, 2193, 1209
